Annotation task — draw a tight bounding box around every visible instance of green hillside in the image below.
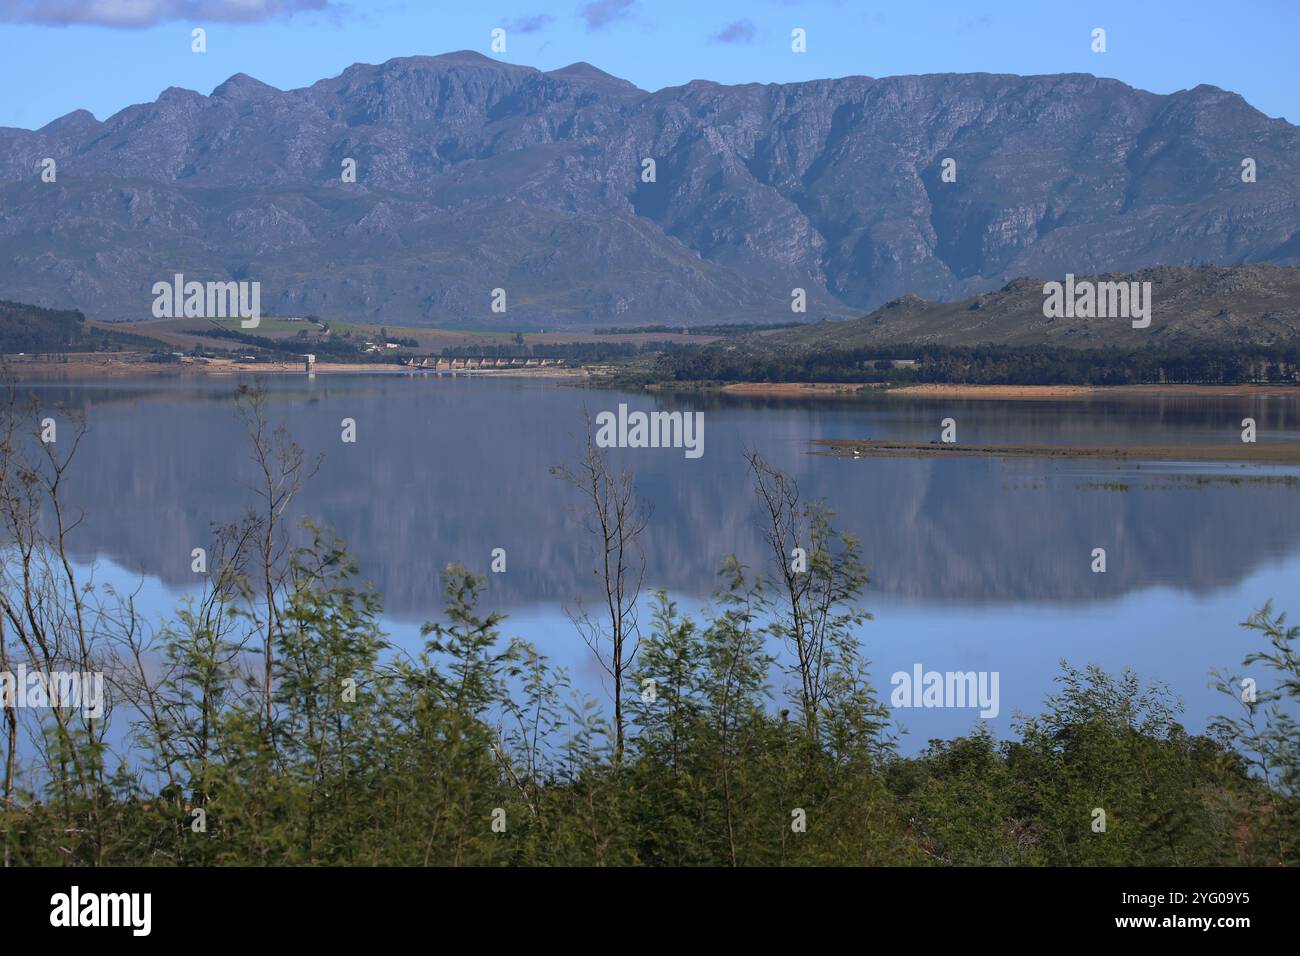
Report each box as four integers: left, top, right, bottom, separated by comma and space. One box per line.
0, 300, 88, 352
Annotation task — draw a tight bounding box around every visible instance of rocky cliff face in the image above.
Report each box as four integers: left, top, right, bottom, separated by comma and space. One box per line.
2, 51, 1298, 328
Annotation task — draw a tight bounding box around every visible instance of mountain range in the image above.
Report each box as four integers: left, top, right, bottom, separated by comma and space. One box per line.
2, 51, 1299, 329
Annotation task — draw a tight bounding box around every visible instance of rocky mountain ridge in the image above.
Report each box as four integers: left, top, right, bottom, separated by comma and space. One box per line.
2, 51, 1298, 328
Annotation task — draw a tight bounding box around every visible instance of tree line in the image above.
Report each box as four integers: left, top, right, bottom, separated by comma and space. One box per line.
651, 342, 1300, 386
0, 301, 162, 356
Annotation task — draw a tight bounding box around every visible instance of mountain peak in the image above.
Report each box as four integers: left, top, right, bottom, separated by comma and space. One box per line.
212, 72, 279, 99
547, 61, 642, 92
432, 49, 495, 63
383, 50, 520, 70
38, 108, 100, 134
547, 61, 620, 81
157, 86, 202, 102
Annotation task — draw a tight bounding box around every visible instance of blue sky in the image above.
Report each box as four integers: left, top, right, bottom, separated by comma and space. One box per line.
1, 0, 1297, 129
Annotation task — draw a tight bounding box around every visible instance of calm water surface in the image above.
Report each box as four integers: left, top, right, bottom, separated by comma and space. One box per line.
20, 374, 1300, 751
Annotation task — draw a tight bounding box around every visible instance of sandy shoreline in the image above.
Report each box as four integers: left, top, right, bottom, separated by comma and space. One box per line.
722, 382, 1300, 400
811, 438, 1300, 464
720, 382, 886, 397
884, 383, 1300, 400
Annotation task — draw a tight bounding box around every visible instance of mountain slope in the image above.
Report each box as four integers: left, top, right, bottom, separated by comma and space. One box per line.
2, 52, 1299, 328
766, 264, 1300, 350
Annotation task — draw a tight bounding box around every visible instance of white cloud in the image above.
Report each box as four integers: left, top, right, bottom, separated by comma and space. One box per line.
0, 0, 333, 28
577, 0, 635, 32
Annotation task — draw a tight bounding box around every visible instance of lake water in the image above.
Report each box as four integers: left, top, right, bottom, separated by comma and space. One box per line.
18, 373, 1300, 751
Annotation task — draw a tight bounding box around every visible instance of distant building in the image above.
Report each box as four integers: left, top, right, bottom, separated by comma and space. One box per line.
304, 353, 316, 372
